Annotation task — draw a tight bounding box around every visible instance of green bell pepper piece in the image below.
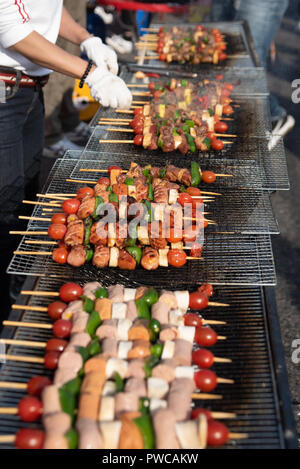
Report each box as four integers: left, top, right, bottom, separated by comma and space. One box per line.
65, 429, 78, 449
180, 185, 187, 193
136, 298, 151, 320
173, 128, 179, 136
157, 139, 163, 148
148, 183, 154, 201
106, 185, 112, 192
85, 310, 101, 337
109, 192, 118, 203
126, 246, 142, 265
92, 196, 104, 219
149, 318, 161, 342
142, 168, 150, 177
84, 217, 92, 246
87, 338, 101, 357
115, 372, 124, 392
150, 343, 163, 358
142, 287, 158, 306
185, 119, 194, 128
59, 388, 76, 420
143, 199, 153, 223
202, 136, 211, 150
139, 397, 150, 415
76, 346, 89, 363
203, 36, 209, 44
159, 168, 166, 179
181, 79, 188, 87
94, 286, 108, 299
62, 377, 82, 396
191, 161, 202, 187
85, 248, 93, 262
174, 110, 180, 120
125, 177, 135, 185
186, 133, 196, 153
82, 296, 95, 314
208, 108, 214, 116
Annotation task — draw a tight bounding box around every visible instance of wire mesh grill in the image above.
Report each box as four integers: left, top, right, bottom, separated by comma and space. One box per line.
89, 96, 271, 137
23, 157, 279, 234
135, 21, 258, 69
83, 129, 289, 190
7, 231, 276, 286
0, 278, 292, 448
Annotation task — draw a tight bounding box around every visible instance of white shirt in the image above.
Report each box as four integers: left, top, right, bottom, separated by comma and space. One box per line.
0, 0, 63, 76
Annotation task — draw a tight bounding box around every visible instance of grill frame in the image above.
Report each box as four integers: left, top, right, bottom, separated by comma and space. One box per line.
0, 277, 297, 449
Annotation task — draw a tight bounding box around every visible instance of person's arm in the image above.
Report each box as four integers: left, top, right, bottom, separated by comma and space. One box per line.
59, 6, 92, 45
9, 31, 93, 79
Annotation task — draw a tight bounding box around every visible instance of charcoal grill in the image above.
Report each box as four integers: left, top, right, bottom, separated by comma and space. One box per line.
0, 276, 297, 449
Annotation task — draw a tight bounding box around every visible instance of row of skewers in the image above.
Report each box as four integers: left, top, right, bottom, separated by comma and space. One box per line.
0, 281, 246, 449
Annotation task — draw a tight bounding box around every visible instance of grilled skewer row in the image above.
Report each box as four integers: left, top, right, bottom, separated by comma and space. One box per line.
9, 282, 233, 449
156, 25, 227, 64
130, 78, 234, 153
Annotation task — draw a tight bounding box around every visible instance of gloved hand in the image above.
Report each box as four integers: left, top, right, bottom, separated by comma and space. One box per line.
80, 36, 118, 75
85, 67, 132, 109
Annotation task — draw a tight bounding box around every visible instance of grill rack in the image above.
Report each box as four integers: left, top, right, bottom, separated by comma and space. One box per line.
7, 231, 276, 286
22, 157, 279, 234
0, 276, 297, 449
83, 130, 289, 191
134, 21, 260, 69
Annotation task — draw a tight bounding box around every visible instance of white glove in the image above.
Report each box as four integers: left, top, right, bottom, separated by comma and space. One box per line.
80, 36, 118, 75
85, 67, 132, 109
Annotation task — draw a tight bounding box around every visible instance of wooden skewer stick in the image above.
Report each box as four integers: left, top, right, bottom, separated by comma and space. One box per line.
23, 200, 60, 208
11, 304, 48, 312
127, 84, 149, 88
36, 193, 69, 201
131, 91, 151, 96
98, 138, 232, 145
0, 382, 27, 390
22, 290, 59, 296
0, 354, 44, 364
0, 338, 46, 348
3, 320, 53, 329
99, 117, 132, 121
99, 121, 130, 126
19, 215, 52, 222
10, 231, 48, 236
25, 240, 57, 245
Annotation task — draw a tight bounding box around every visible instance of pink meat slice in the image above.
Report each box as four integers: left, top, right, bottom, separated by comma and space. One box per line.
54, 368, 78, 387
107, 284, 124, 303
115, 392, 139, 417
76, 418, 103, 449
101, 338, 118, 357
153, 409, 180, 449
58, 350, 83, 373
124, 377, 147, 397
62, 300, 84, 319
43, 412, 71, 435
96, 319, 118, 340
69, 332, 91, 348
41, 385, 61, 415
173, 339, 193, 366
151, 301, 170, 324
167, 378, 194, 421
152, 359, 177, 383
126, 300, 138, 321
83, 281, 101, 300
43, 434, 69, 449
126, 359, 146, 379
71, 311, 89, 333
159, 290, 178, 309
159, 325, 178, 342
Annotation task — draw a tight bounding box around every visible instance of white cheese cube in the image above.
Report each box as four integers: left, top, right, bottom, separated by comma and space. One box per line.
175, 366, 194, 379
123, 288, 136, 302
98, 396, 115, 421
177, 325, 195, 343
149, 399, 167, 413
112, 302, 127, 319
169, 189, 178, 205
118, 341, 133, 359
169, 309, 185, 326
159, 248, 169, 267
106, 358, 128, 379
99, 421, 122, 449
175, 421, 202, 449
174, 291, 189, 311
161, 340, 175, 360
102, 381, 116, 396
109, 247, 119, 267
117, 318, 132, 341
147, 377, 169, 399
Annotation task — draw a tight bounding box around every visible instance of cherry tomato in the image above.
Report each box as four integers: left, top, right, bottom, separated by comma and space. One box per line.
202, 171, 216, 184
52, 319, 72, 339
189, 291, 209, 310
76, 187, 94, 200
178, 192, 193, 207
133, 134, 143, 146
214, 121, 228, 133
62, 198, 80, 215
130, 118, 143, 129
195, 326, 218, 347
192, 349, 214, 368
211, 138, 224, 151
27, 376, 52, 397
168, 249, 187, 268
59, 282, 83, 302
207, 420, 229, 446
133, 107, 144, 115
108, 165, 122, 173
190, 408, 213, 420
219, 52, 227, 61
133, 123, 143, 135
51, 213, 67, 225
225, 83, 234, 91
47, 301, 67, 320
15, 428, 45, 449
166, 228, 182, 244
198, 284, 214, 297
194, 369, 218, 392
154, 90, 163, 99
44, 351, 60, 370
160, 53, 166, 61
48, 223, 67, 240
18, 396, 43, 422
221, 88, 231, 97
148, 83, 155, 91
184, 313, 203, 328
46, 338, 68, 353
97, 177, 110, 186
186, 187, 202, 196
216, 74, 223, 80
222, 104, 234, 115
52, 247, 68, 264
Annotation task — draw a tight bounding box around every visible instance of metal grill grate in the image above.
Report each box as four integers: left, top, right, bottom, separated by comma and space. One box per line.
135, 21, 259, 69
88, 96, 271, 137
0, 277, 296, 448
83, 129, 289, 190
7, 232, 276, 286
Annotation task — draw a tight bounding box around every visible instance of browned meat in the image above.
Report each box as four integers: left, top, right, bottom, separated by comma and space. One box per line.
141, 247, 159, 270
65, 219, 84, 247
149, 221, 167, 250
67, 245, 86, 267
94, 183, 109, 203
93, 245, 109, 268
153, 183, 168, 204
149, 167, 160, 178
118, 249, 136, 270
126, 162, 143, 179
77, 196, 96, 219
90, 221, 108, 246
112, 183, 127, 198
135, 182, 149, 203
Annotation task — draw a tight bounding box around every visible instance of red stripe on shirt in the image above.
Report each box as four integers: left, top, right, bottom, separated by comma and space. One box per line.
15, 0, 30, 23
